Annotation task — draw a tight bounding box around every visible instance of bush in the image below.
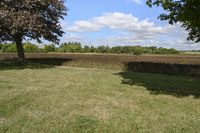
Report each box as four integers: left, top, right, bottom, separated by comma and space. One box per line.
23, 42, 38, 53
132, 49, 143, 55
81, 45, 90, 53
60, 42, 82, 53
111, 46, 122, 54
2, 43, 17, 53
132, 47, 143, 55
168, 48, 180, 54
44, 44, 56, 53
90, 46, 96, 53
96, 45, 110, 53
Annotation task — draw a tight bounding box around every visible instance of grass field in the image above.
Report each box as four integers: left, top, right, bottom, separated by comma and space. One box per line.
0, 66, 200, 133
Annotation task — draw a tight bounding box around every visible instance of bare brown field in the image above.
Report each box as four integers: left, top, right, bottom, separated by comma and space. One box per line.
0, 53, 200, 64
0, 53, 200, 76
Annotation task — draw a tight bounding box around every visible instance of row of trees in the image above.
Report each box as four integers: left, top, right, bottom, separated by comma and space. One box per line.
0, 42, 180, 55
1, 0, 199, 60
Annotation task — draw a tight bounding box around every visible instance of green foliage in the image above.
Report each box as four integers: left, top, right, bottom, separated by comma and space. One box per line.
0, 0, 67, 44
44, 44, 56, 53
111, 46, 123, 54
89, 46, 96, 53
81, 45, 90, 53
109, 46, 142, 55
0, 0, 67, 59
2, 43, 17, 53
0, 42, 180, 55
60, 42, 82, 53
147, 0, 200, 42
23, 42, 38, 53
96, 45, 110, 53
57, 42, 179, 55
132, 47, 143, 55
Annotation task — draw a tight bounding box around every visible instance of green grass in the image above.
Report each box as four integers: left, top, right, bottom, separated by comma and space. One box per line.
0, 66, 200, 133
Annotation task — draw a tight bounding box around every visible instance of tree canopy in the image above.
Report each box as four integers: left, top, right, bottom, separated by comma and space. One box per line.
147, 0, 200, 42
0, 0, 67, 60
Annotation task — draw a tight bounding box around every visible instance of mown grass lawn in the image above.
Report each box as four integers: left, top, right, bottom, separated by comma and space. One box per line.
0, 66, 200, 133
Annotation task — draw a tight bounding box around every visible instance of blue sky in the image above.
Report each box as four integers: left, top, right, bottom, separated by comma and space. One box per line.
59, 0, 200, 50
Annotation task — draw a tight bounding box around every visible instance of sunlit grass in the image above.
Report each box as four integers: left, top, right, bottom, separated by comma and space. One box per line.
0, 67, 200, 132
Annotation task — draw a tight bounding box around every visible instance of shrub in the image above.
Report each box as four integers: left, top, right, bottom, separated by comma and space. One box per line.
111, 46, 122, 53
23, 42, 38, 53
60, 42, 82, 53
131, 47, 143, 55
90, 46, 96, 53
168, 48, 180, 54
81, 45, 90, 53
44, 44, 56, 53
132, 49, 143, 55
2, 43, 17, 53
96, 45, 110, 53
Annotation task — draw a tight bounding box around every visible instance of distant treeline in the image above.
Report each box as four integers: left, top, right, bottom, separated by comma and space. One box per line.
190, 50, 200, 52
183, 50, 200, 53
0, 42, 180, 55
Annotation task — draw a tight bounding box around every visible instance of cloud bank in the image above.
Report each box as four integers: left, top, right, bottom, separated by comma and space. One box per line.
65, 12, 200, 50
67, 12, 170, 35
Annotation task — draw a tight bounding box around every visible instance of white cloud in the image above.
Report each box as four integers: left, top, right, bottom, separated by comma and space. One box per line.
67, 12, 171, 36
129, 0, 143, 4
65, 12, 200, 50
68, 21, 101, 32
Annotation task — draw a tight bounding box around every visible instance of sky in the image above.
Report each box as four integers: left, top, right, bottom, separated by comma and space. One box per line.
59, 0, 200, 50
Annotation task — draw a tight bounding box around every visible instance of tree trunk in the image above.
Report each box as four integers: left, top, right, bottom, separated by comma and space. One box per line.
15, 37, 25, 61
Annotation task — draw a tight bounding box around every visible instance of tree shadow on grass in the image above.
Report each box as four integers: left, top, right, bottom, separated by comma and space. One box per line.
0, 58, 73, 71
116, 71, 200, 98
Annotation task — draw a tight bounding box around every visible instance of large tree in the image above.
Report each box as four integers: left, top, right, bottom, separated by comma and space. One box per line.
147, 0, 200, 42
0, 0, 67, 60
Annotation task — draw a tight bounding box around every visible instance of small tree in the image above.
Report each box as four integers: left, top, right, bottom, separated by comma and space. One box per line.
44, 44, 56, 53
24, 42, 38, 53
60, 42, 82, 53
0, 0, 67, 61
96, 45, 110, 53
82, 45, 90, 53
90, 46, 96, 53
